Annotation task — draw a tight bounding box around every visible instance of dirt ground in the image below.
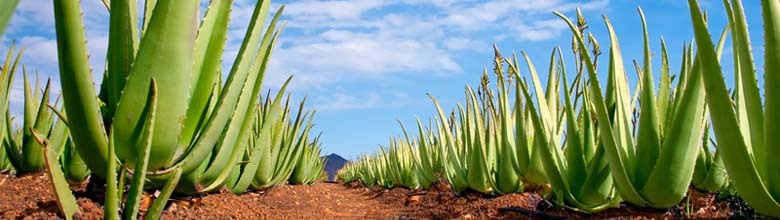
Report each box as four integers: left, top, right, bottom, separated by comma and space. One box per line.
0, 172, 763, 219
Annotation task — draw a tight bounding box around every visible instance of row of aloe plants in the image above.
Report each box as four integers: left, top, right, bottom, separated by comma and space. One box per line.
0, 0, 20, 174
0, 45, 91, 182
340, 0, 777, 216
0, 0, 326, 219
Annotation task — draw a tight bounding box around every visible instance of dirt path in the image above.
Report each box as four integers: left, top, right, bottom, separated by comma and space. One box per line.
163, 182, 412, 219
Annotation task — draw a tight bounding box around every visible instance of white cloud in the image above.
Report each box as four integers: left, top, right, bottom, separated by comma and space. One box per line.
399, 0, 474, 8
4, 0, 109, 75
444, 37, 487, 51
257, 0, 609, 92
440, 1, 566, 30
284, 0, 386, 21
3, 0, 610, 112
311, 89, 417, 111
314, 92, 383, 111
272, 29, 460, 76
7, 0, 55, 34
15, 36, 58, 69
439, 0, 609, 38
504, 18, 570, 41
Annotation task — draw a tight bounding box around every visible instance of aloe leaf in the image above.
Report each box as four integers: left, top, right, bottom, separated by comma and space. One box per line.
33, 129, 79, 220
725, 0, 765, 171
600, 17, 635, 171
0, 0, 19, 36
639, 40, 705, 208
493, 56, 522, 193
22, 79, 52, 172
555, 11, 647, 206
495, 124, 522, 193
512, 73, 545, 185
141, 0, 156, 34
290, 134, 322, 185
145, 167, 181, 220
692, 126, 709, 187
693, 123, 727, 192
414, 118, 439, 188
178, 0, 273, 175
2, 55, 19, 172
634, 8, 662, 191
521, 52, 556, 136
465, 86, 492, 194
123, 79, 158, 220
543, 51, 559, 127
577, 141, 617, 209
560, 60, 587, 196
53, 0, 110, 177
112, 0, 198, 171
3, 111, 21, 171
0, 48, 19, 140
760, 0, 780, 201
226, 79, 288, 193
429, 95, 467, 191
63, 142, 91, 183
105, 0, 138, 121
180, 0, 232, 147
604, 21, 638, 186
253, 104, 287, 188
104, 128, 118, 220
48, 106, 69, 157
688, 0, 780, 216
523, 69, 571, 199
657, 38, 672, 132
270, 105, 312, 186
198, 12, 285, 189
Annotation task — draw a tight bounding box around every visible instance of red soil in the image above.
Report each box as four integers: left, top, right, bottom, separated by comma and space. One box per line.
0, 172, 761, 219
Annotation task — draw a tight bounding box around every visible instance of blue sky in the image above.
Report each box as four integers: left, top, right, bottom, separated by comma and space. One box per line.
0, 0, 765, 160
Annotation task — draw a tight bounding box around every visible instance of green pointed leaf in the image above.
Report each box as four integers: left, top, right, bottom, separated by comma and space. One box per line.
0, 0, 19, 36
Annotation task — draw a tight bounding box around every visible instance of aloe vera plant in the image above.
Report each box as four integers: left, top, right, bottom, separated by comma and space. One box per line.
289, 134, 325, 185
554, 7, 728, 208
519, 43, 619, 212
0, 47, 20, 173
48, 0, 291, 218
334, 0, 780, 215
400, 119, 444, 189
4, 74, 59, 174
34, 132, 80, 220
345, 53, 540, 193
344, 47, 556, 194
495, 49, 549, 189
429, 87, 509, 194
0, 46, 83, 179
54, 0, 283, 188
225, 82, 323, 193
382, 137, 418, 188
249, 94, 317, 190
410, 118, 445, 189
489, 48, 546, 193
428, 58, 549, 194
337, 118, 444, 190
338, 154, 382, 187
688, 0, 780, 216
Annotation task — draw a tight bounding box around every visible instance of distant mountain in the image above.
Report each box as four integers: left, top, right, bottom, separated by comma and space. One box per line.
322, 153, 348, 181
